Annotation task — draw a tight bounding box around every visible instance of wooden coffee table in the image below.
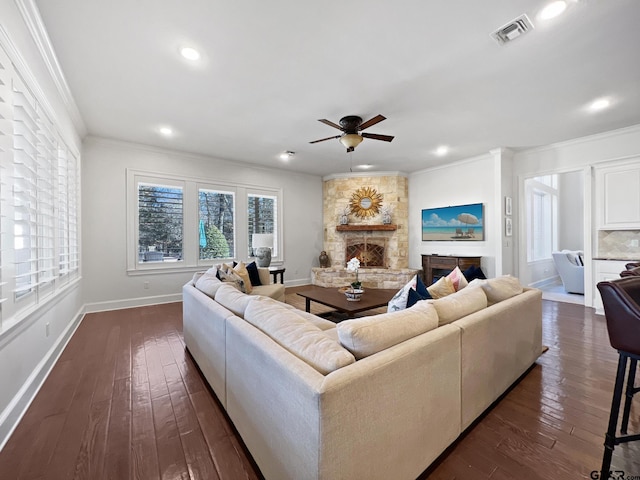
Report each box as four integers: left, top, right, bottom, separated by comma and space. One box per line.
296, 285, 397, 319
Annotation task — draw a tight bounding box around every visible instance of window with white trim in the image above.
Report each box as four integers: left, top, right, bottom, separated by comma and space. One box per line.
138, 182, 184, 262
526, 175, 558, 262
127, 171, 282, 272
199, 188, 235, 260
248, 193, 277, 257
0, 42, 81, 329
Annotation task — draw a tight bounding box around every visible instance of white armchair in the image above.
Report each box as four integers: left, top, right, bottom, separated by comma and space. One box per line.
552, 250, 585, 294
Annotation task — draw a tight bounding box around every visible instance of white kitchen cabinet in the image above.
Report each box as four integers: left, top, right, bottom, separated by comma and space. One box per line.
595, 159, 640, 229
593, 260, 629, 314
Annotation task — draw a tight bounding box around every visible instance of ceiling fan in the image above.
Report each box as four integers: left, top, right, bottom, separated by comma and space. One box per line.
309, 114, 394, 152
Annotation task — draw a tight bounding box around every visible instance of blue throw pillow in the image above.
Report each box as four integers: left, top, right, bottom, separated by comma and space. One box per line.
406, 285, 432, 308
246, 261, 262, 286
462, 265, 486, 281
415, 275, 430, 298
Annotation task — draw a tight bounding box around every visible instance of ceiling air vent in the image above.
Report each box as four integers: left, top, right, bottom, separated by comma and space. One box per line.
491, 14, 534, 45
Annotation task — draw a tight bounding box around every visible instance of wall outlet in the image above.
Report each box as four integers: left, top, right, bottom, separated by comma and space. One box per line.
631, 239, 639, 247
45, 322, 50, 337
143, 281, 150, 289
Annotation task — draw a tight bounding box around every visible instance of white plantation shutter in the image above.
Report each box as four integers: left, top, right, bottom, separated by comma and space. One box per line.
0, 46, 12, 306
57, 144, 79, 280
12, 74, 39, 299
0, 41, 81, 329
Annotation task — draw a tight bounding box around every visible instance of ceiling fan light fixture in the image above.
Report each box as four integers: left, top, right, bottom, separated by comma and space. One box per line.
339, 133, 363, 149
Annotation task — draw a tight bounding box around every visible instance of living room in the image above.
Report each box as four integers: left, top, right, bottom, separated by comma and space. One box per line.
1, 1, 640, 478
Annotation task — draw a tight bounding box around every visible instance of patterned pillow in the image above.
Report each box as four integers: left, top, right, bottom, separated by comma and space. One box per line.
387, 275, 418, 312
218, 268, 247, 293
447, 266, 469, 291
233, 261, 253, 294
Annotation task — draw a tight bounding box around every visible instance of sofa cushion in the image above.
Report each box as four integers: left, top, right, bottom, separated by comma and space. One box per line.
469, 275, 523, 305
258, 267, 271, 286
244, 297, 355, 375
194, 272, 224, 298
430, 285, 488, 326
214, 283, 254, 317
337, 300, 439, 359
427, 276, 456, 299
251, 283, 285, 302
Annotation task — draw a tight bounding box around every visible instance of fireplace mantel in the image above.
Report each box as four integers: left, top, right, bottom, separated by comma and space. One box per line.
336, 224, 397, 232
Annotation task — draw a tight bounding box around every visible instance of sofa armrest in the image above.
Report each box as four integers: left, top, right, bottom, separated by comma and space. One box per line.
257, 267, 272, 285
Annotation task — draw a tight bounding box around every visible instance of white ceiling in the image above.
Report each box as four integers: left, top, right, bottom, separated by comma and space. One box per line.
34, 0, 640, 177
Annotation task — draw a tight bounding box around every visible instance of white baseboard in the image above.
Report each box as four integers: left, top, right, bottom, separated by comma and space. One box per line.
83, 293, 183, 313
529, 275, 560, 289
0, 308, 84, 451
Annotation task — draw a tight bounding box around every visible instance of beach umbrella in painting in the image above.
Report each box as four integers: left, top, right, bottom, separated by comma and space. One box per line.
457, 213, 479, 226
199, 220, 207, 248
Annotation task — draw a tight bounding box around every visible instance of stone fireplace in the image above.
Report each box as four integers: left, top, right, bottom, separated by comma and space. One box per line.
312, 173, 419, 289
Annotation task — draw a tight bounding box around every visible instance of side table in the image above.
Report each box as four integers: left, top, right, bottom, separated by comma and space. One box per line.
268, 266, 286, 284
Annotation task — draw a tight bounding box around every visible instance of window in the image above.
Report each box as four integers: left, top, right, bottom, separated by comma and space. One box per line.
138, 183, 184, 262
248, 193, 277, 257
0, 42, 81, 328
199, 188, 235, 260
127, 171, 282, 272
526, 175, 558, 262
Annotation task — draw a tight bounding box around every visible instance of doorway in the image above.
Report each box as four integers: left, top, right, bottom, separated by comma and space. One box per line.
520, 170, 586, 305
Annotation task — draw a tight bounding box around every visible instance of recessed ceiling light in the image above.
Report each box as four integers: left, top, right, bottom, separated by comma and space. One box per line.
539, 1, 567, 20
589, 98, 611, 112
159, 126, 173, 136
279, 151, 295, 160
180, 47, 201, 61
435, 145, 449, 156
356, 164, 374, 169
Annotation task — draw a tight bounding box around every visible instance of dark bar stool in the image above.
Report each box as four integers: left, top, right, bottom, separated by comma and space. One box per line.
597, 277, 640, 478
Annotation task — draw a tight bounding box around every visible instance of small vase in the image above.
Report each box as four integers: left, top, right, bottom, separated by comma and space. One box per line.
345, 288, 364, 302
339, 214, 349, 225
382, 212, 392, 225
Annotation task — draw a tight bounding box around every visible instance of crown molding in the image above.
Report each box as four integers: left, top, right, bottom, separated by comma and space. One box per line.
517, 123, 640, 157
411, 151, 494, 176
15, 0, 87, 136
322, 171, 408, 181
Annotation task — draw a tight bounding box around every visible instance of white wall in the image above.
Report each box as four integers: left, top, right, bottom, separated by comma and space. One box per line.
0, 6, 84, 448
558, 170, 584, 251
82, 137, 323, 309
409, 154, 502, 279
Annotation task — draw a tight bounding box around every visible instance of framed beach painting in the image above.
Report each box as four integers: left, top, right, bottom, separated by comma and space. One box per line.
422, 203, 484, 241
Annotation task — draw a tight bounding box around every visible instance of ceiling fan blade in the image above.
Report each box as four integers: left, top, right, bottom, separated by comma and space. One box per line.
318, 119, 343, 130
359, 114, 386, 131
361, 132, 394, 142
309, 135, 341, 144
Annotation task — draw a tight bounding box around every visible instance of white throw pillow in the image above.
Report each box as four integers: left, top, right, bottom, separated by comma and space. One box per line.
387, 274, 418, 312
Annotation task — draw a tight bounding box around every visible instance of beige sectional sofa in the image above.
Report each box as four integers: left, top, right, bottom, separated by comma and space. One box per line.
182, 273, 542, 480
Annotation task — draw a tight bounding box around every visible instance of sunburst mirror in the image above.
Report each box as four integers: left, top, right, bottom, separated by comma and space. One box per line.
350, 186, 383, 218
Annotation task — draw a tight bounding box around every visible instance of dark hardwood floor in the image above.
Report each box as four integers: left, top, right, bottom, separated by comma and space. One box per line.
0, 295, 638, 479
